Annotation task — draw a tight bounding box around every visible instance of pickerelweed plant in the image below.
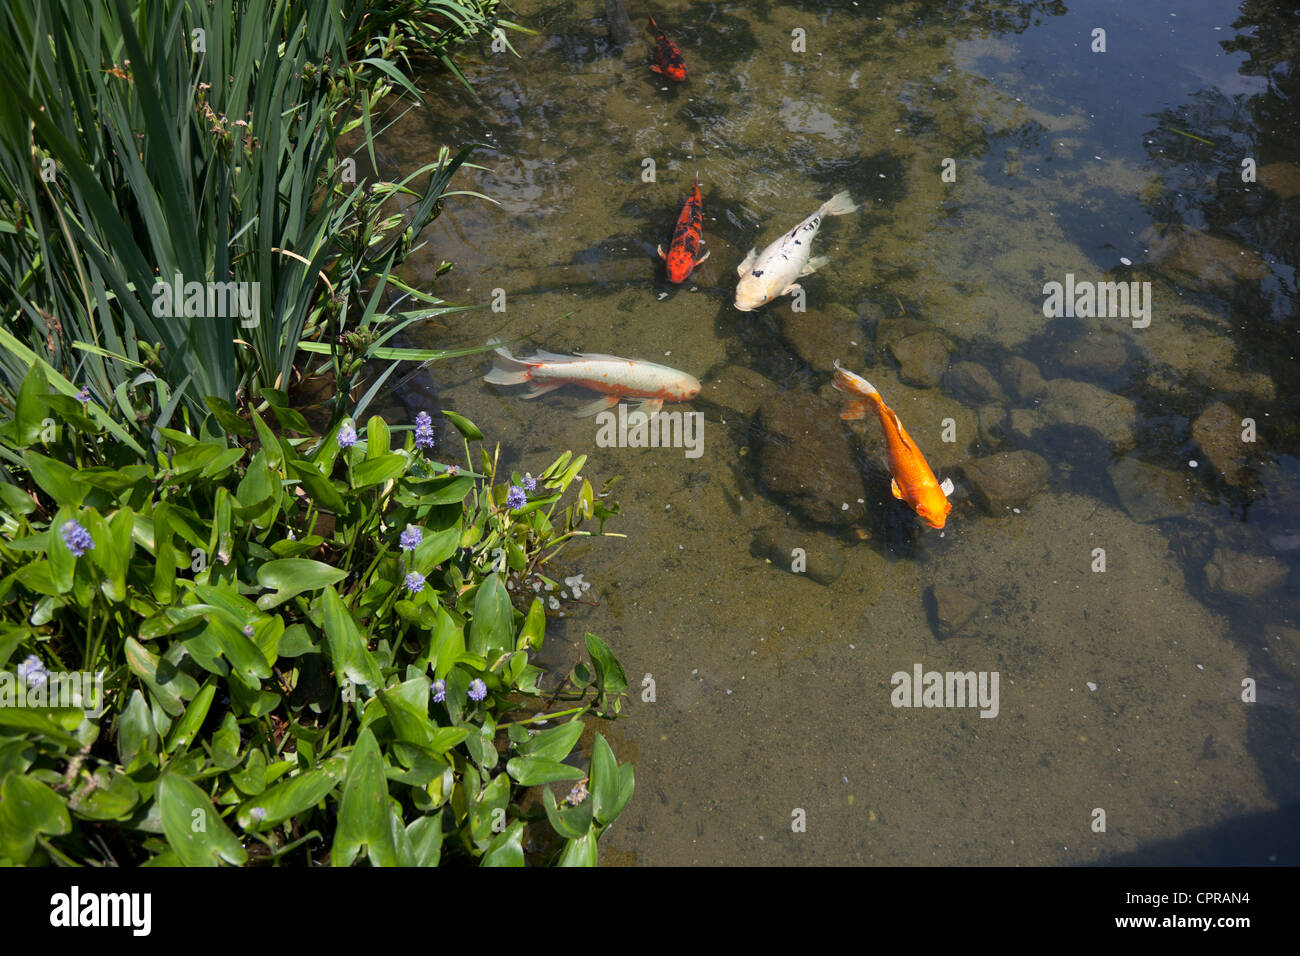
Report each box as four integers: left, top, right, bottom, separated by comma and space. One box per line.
0, 362, 633, 866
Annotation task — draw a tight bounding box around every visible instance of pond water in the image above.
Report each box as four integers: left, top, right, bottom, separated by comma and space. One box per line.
374, 0, 1299, 864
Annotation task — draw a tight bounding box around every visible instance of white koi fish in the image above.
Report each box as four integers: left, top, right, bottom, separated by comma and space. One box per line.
734, 190, 858, 311
484, 346, 700, 417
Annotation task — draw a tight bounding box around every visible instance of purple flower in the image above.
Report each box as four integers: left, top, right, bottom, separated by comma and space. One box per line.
431, 679, 446, 703
16, 654, 48, 689
76, 386, 91, 405
522, 473, 536, 492
467, 679, 487, 701
414, 411, 435, 450
506, 485, 526, 510
337, 423, 358, 448
566, 779, 589, 806
242, 624, 255, 638
445, 464, 459, 476
404, 572, 425, 594
399, 525, 422, 552
60, 520, 94, 557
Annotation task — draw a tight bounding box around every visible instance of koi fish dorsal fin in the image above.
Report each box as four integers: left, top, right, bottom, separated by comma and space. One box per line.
890, 478, 905, 499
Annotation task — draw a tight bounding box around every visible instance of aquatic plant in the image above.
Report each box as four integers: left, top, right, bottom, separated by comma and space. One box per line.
0, 367, 633, 865
0, 0, 489, 445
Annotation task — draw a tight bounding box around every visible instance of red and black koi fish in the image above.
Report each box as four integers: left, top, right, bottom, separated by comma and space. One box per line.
658, 174, 710, 283
648, 16, 686, 82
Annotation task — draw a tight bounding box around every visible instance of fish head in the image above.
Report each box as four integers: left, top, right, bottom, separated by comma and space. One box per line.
666, 64, 687, 81
678, 374, 702, 400
665, 247, 695, 283
734, 272, 773, 311
915, 492, 952, 530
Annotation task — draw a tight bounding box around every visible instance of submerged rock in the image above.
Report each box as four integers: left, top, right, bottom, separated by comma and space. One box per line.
752, 526, 846, 585
1107, 456, 1193, 523
781, 304, 862, 374
755, 390, 868, 526
1203, 547, 1289, 601
699, 365, 779, 420
1147, 224, 1270, 290
1058, 329, 1131, 381
925, 584, 981, 640
959, 451, 1049, 515
946, 361, 1005, 405
1000, 356, 1048, 403
1191, 402, 1250, 487
1258, 162, 1300, 200
976, 404, 1007, 445
889, 331, 952, 388
1011, 378, 1138, 451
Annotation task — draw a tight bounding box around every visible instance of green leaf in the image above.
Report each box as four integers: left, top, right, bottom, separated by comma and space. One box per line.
0, 707, 82, 748
320, 586, 384, 691
517, 597, 545, 650
332, 728, 397, 867
117, 690, 157, 767
557, 829, 598, 867
0, 773, 71, 863
516, 719, 584, 762
412, 524, 459, 573
287, 460, 346, 513
468, 573, 512, 659
164, 679, 216, 754
352, 453, 408, 488
404, 814, 443, 867
418, 475, 474, 505
365, 416, 390, 458
237, 767, 341, 832
256, 559, 348, 610
541, 786, 594, 840
590, 734, 635, 826
480, 820, 524, 866
442, 409, 483, 441
586, 632, 628, 698
505, 756, 585, 786
157, 774, 247, 867
469, 772, 511, 850
204, 397, 253, 438
124, 637, 198, 717
22, 452, 86, 507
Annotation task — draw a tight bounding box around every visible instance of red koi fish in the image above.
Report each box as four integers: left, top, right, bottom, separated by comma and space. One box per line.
658, 175, 710, 283
648, 17, 686, 81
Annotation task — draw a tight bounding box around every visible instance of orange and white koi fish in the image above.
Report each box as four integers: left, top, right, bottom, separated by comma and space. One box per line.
485, 345, 701, 417
832, 362, 954, 530
658, 174, 710, 283
648, 16, 686, 81
734, 191, 857, 311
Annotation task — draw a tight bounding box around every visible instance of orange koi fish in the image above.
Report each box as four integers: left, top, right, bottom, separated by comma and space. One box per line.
658, 174, 710, 283
648, 16, 686, 81
833, 362, 954, 529
485, 345, 701, 418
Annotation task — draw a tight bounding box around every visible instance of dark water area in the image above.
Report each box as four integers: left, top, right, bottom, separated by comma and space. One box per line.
369, 0, 1300, 864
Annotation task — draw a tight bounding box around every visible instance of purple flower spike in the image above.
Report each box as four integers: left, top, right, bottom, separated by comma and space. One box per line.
400, 525, 422, 552
506, 485, 526, 510
468, 679, 487, 702
404, 572, 426, 594
414, 411, 435, 450
337, 423, 358, 448
60, 520, 94, 557
431, 679, 446, 703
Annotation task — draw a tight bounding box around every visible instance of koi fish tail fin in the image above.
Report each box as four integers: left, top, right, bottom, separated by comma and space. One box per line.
820, 190, 859, 217
483, 345, 533, 386
832, 360, 879, 400
839, 399, 870, 421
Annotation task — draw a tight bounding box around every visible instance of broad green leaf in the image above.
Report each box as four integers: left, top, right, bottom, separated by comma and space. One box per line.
505, 756, 585, 786
480, 820, 524, 866
352, 453, 408, 488
404, 814, 443, 867
517, 597, 545, 651
590, 734, 635, 826
541, 786, 594, 840
469, 771, 511, 850
442, 409, 483, 440
22, 452, 86, 508
256, 559, 348, 610
516, 719, 584, 762
0, 773, 71, 863
558, 830, 598, 867
320, 586, 384, 690
237, 767, 341, 832
468, 573, 512, 659
332, 728, 397, 867
124, 638, 198, 717
164, 679, 216, 754
157, 774, 246, 867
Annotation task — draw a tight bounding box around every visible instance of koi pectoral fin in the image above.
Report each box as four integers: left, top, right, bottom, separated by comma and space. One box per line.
523, 382, 565, 399
575, 394, 621, 417
634, 398, 664, 419
694, 248, 711, 267
890, 478, 905, 500
657, 244, 667, 260
799, 255, 830, 277
737, 248, 757, 276
780, 282, 803, 297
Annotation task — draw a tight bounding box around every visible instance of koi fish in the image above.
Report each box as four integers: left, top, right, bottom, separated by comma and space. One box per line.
484, 345, 700, 417
648, 16, 686, 81
658, 174, 710, 283
734, 191, 858, 311
832, 362, 954, 530
606, 0, 635, 46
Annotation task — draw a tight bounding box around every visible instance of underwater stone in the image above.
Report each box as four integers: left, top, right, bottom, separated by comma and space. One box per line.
1107, 456, 1193, 523
755, 390, 868, 527
946, 361, 1005, 404
889, 331, 952, 388
1000, 356, 1048, 403
1203, 547, 1288, 601
752, 526, 846, 586
1191, 402, 1249, 487
959, 451, 1049, 515
926, 584, 981, 640
699, 365, 779, 420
